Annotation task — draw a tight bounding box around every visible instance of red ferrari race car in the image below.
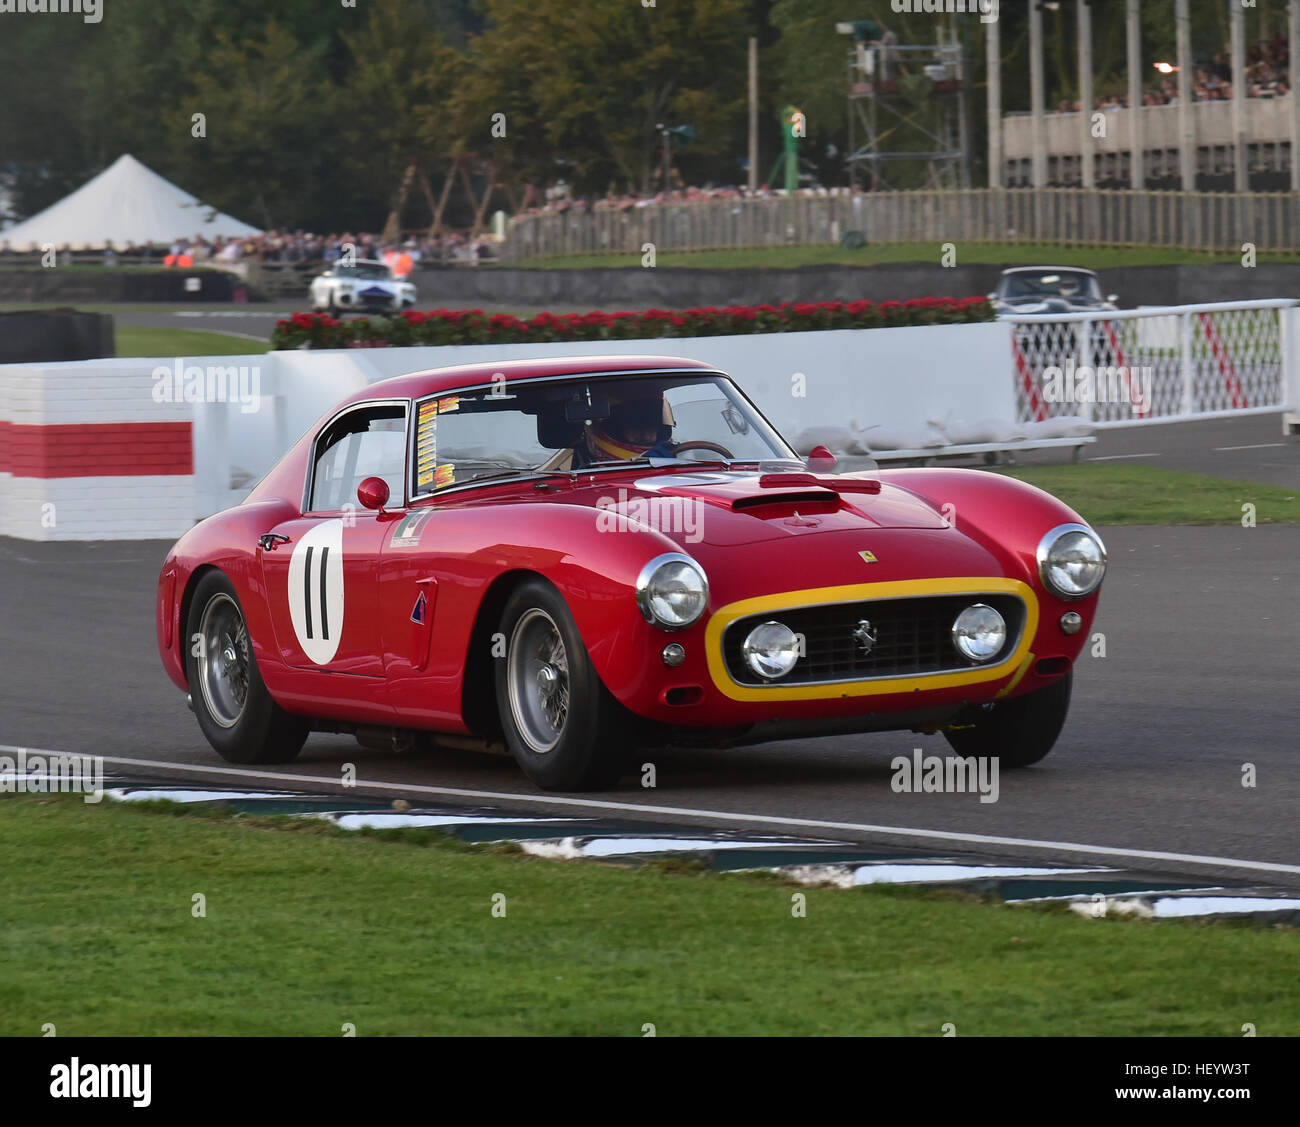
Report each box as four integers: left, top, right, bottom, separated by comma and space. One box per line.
157, 355, 1107, 790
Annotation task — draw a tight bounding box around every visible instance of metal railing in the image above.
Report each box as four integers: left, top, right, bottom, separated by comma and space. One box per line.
502, 189, 1300, 259
1003, 299, 1295, 427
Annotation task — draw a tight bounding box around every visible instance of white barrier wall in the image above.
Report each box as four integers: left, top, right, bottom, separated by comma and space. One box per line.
294, 322, 1018, 456
4, 305, 1292, 541
0, 358, 197, 541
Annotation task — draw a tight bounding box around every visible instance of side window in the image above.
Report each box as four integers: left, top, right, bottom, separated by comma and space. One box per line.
309, 404, 407, 512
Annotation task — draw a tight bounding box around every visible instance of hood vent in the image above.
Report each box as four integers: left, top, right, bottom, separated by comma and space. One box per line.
731, 490, 838, 511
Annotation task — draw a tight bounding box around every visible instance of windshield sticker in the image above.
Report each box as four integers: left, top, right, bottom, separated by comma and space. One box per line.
416, 400, 437, 488
436, 396, 461, 413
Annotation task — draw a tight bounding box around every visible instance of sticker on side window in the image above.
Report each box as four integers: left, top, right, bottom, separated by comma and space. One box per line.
416, 400, 437, 488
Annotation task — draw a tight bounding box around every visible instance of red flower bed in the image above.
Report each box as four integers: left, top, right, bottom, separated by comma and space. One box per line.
272, 297, 993, 350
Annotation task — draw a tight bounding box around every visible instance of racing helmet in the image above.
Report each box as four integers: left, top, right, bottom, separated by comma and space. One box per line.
585, 394, 673, 460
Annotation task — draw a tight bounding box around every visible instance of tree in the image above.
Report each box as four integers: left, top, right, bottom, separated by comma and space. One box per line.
336, 0, 466, 233
172, 20, 336, 231
464, 0, 751, 196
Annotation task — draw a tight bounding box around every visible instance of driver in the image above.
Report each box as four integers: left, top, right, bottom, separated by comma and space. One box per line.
577, 394, 675, 465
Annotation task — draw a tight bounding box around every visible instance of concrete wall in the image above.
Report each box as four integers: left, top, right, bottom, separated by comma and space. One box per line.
0, 268, 240, 304
0, 310, 114, 362
1004, 97, 1297, 160
406, 262, 1300, 312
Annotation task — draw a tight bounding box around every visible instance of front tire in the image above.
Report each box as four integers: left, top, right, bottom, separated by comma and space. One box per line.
943, 672, 1072, 768
185, 571, 308, 765
495, 579, 630, 790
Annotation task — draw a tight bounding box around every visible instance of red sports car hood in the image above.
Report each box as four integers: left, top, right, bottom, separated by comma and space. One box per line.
587, 470, 946, 543
566, 469, 1010, 592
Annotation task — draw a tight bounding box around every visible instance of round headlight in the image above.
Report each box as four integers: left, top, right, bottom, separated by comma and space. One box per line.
1037, 523, 1107, 599
635, 553, 708, 629
742, 621, 801, 680
952, 603, 1007, 663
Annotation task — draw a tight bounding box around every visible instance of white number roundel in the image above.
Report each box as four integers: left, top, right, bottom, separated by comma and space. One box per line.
288, 520, 345, 664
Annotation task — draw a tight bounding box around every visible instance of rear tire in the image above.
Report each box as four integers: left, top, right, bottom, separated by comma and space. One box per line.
943, 672, 1072, 768
185, 570, 308, 765
494, 579, 630, 790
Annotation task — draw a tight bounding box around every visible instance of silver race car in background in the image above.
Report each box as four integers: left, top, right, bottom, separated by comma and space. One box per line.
309, 260, 417, 314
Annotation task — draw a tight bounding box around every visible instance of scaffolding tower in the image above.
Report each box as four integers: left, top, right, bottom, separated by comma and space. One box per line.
846, 26, 971, 191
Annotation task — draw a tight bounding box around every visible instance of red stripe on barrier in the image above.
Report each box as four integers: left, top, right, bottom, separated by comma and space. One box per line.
1196, 312, 1248, 410
1010, 334, 1048, 422
1099, 319, 1148, 417
0, 421, 192, 478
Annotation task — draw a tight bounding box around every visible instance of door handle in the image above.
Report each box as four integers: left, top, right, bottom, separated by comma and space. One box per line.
258, 533, 290, 552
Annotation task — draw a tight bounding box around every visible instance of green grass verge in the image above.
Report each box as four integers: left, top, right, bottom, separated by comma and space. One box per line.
506, 242, 1300, 272
1, 794, 1297, 1036
115, 326, 269, 357
1004, 465, 1299, 525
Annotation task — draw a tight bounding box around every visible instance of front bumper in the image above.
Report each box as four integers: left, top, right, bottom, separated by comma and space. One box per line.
609, 576, 1094, 734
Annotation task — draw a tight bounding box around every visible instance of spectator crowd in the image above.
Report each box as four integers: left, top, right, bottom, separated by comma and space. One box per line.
0, 229, 497, 268
1055, 34, 1291, 113
516, 182, 846, 218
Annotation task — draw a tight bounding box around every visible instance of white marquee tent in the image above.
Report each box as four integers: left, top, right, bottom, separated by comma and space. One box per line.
0, 154, 261, 250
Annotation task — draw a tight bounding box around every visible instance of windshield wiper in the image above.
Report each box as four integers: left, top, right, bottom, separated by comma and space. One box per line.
459, 468, 576, 486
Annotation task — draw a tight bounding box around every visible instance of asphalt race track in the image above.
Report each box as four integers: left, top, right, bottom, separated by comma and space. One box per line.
4, 443, 1298, 893
3, 416, 1297, 890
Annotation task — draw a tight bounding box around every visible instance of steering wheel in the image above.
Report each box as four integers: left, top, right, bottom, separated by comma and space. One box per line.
670, 440, 734, 459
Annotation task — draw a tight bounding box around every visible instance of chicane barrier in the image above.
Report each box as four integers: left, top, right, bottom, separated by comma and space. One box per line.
2, 305, 1297, 540
1005, 299, 1297, 428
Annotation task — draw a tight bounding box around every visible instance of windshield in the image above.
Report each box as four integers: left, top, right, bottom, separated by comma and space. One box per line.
333, 263, 391, 280
410, 372, 800, 494
1001, 271, 1101, 301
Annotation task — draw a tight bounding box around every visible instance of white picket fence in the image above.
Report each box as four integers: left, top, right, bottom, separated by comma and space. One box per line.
1003, 299, 1296, 428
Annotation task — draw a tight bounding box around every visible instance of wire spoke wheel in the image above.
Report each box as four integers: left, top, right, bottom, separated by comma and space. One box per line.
506, 608, 571, 754
197, 593, 250, 728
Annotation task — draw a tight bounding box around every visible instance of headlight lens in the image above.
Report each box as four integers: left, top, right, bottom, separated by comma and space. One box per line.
1037, 523, 1107, 599
635, 554, 708, 629
952, 603, 1007, 662
742, 621, 801, 680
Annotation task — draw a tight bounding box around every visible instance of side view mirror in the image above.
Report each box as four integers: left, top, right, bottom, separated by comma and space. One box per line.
806, 444, 838, 473
357, 476, 390, 513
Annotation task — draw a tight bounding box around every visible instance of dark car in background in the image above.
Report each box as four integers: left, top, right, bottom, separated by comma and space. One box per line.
991, 267, 1118, 316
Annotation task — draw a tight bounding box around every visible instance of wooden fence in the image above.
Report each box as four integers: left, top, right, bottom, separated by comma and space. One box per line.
502, 189, 1300, 261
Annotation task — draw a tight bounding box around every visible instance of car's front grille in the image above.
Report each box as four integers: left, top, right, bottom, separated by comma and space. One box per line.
721, 593, 1026, 687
